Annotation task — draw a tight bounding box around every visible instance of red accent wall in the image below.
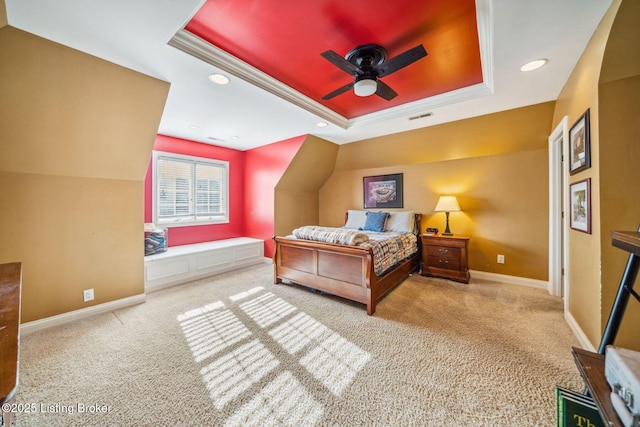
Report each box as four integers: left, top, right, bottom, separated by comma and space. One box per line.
145, 134, 306, 257
144, 134, 245, 246
244, 135, 306, 257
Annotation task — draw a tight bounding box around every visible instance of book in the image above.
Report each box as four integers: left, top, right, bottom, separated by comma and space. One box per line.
556, 385, 605, 427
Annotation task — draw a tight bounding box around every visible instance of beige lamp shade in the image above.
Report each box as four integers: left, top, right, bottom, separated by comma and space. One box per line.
434, 196, 461, 213
434, 196, 460, 236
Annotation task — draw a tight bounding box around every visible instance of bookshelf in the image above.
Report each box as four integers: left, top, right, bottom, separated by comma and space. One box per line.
572, 348, 621, 427
572, 230, 640, 427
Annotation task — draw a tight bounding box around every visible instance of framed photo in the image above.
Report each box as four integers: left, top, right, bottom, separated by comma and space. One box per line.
363, 173, 403, 209
570, 178, 591, 234
569, 108, 591, 175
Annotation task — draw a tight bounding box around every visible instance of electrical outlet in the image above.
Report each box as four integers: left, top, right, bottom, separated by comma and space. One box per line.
497, 254, 505, 264
83, 288, 94, 302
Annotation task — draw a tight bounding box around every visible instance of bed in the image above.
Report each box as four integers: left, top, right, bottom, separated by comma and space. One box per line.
273, 210, 421, 315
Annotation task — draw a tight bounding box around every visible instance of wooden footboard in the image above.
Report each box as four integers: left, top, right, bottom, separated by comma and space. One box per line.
273, 236, 419, 315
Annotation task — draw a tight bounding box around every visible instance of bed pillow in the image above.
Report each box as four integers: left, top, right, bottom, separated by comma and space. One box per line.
343, 210, 368, 229
385, 211, 415, 233
360, 211, 389, 232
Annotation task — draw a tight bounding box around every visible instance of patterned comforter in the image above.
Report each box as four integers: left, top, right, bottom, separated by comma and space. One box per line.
290, 227, 417, 276
360, 232, 418, 276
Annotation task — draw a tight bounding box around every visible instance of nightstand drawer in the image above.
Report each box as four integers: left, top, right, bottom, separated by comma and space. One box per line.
426, 246, 461, 270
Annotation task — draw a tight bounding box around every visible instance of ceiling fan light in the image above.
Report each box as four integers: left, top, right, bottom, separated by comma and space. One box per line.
354, 79, 377, 97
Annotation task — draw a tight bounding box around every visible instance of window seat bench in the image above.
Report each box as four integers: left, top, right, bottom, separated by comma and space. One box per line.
144, 237, 264, 292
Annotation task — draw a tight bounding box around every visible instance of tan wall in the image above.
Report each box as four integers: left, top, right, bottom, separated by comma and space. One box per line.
551, 0, 621, 350
598, 0, 640, 351
0, 27, 169, 322
335, 102, 555, 171
275, 135, 338, 236
320, 103, 555, 280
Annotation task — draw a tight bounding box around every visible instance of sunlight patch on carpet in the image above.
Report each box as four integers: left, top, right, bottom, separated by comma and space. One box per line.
177, 287, 371, 420
177, 300, 226, 321
270, 311, 371, 395
223, 371, 323, 427
229, 286, 265, 302
179, 306, 252, 363
200, 339, 280, 409
239, 292, 297, 328
268, 311, 325, 354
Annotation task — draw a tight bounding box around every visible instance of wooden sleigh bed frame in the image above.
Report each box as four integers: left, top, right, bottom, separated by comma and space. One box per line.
273, 214, 421, 315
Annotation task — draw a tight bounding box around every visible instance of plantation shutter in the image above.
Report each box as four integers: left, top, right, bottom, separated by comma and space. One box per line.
195, 162, 226, 220
154, 153, 228, 225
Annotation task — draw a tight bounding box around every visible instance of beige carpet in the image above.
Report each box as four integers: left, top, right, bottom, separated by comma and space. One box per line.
13, 264, 584, 426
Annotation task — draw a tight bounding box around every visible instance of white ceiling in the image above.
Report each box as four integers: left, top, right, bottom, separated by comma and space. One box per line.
5, 0, 612, 150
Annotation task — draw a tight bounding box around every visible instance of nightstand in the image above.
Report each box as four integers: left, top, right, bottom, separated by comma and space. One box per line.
420, 234, 470, 283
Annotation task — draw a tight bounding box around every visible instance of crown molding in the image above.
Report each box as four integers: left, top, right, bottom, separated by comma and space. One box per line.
168, 30, 350, 129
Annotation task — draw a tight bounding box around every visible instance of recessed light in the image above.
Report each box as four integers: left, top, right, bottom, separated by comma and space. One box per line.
520, 59, 548, 72
316, 122, 328, 127
189, 124, 199, 129
208, 73, 230, 84
231, 136, 239, 140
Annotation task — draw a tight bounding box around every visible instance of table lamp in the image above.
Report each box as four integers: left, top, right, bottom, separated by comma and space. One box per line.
434, 196, 460, 236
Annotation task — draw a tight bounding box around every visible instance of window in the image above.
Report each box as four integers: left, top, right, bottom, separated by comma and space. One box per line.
152, 151, 229, 226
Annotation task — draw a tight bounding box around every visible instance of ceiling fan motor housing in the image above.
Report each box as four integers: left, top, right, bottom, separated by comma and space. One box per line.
346, 44, 387, 70
348, 45, 386, 97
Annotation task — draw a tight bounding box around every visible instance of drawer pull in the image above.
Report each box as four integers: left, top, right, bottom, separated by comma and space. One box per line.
438, 260, 448, 265
438, 248, 449, 254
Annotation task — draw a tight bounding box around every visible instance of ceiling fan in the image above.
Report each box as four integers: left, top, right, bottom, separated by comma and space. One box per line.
321, 44, 427, 101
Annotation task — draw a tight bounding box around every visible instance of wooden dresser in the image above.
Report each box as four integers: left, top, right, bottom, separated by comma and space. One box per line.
1, 262, 22, 427
420, 234, 470, 283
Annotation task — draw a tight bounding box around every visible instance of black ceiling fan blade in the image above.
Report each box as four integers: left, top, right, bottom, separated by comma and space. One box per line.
375, 80, 398, 101
322, 82, 355, 100
321, 50, 362, 76
375, 45, 427, 78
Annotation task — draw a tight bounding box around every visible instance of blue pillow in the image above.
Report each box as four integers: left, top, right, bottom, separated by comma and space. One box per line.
360, 211, 389, 232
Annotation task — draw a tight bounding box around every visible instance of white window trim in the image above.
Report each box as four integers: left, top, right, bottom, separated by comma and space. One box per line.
152, 151, 229, 227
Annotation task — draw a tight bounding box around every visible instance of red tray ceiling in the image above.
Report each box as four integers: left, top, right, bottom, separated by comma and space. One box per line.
185, 0, 482, 119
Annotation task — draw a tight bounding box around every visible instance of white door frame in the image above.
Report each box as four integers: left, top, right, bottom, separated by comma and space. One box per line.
548, 117, 569, 304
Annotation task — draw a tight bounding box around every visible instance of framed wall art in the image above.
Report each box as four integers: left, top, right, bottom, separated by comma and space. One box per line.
569, 108, 591, 175
363, 173, 403, 209
570, 178, 591, 234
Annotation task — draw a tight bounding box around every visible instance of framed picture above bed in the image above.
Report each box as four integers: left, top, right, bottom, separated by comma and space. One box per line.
363, 173, 403, 209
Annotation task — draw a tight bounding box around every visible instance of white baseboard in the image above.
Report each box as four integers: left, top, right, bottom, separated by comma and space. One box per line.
564, 310, 597, 351
20, 294, 146, 336
470, 270, 548, 290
